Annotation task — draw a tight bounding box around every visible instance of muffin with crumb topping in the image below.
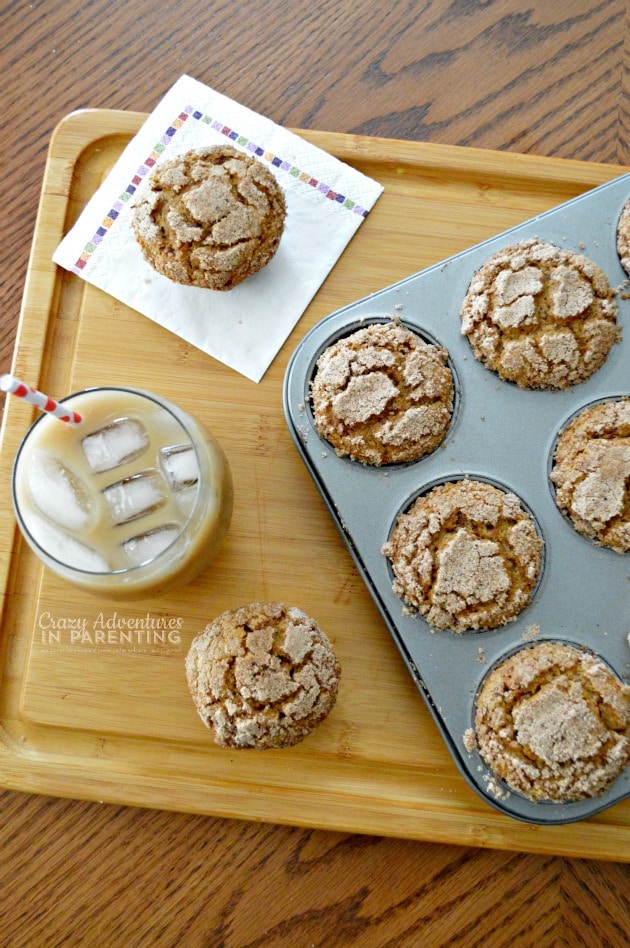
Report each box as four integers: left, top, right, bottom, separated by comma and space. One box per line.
550, 397, 630, 553
382, 479, 543, 632
185, 601, 340, 749
460, 238, 620, 389
467, 642, 630, 802
132, 145, 286, 290
310, 320, 454, 466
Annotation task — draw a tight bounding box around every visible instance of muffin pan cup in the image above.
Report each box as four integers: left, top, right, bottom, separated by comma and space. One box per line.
283, 172, 630, 825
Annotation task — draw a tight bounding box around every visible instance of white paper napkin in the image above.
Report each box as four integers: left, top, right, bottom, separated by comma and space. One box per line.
53, 75, 384, 382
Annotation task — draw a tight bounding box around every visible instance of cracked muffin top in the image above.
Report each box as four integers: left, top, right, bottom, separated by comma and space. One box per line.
460, 239, 620, 389
382, 479, 543, 632
550, 396, 630, 553
185, 601, 340, 749
310, 320, 454, 466
132, 145, 286, 290
467, 642, 630, 802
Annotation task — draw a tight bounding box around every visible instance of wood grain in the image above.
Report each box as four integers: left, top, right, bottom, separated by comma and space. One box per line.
1, 1, 629, 945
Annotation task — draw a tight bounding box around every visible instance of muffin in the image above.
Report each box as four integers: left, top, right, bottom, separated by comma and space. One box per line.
460, 238, 620, 389
132, 145, 286, 290
550, 397, 630, 553
382, 479, 543, 632
469, 642, 630, 802
310, 320, 454, 466
185, 602, 340, 749
616, 197, 630, 276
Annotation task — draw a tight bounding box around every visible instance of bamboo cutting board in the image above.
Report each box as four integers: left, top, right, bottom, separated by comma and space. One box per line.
0, 109, 628, 861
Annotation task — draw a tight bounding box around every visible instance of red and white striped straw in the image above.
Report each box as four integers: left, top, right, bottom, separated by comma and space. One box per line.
0, 374, 83, 427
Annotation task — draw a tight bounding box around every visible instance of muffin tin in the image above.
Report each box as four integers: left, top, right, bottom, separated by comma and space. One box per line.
283, 172, 630, 825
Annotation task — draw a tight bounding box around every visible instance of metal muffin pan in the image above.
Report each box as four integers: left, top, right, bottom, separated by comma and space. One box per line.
283, 172, 630, 825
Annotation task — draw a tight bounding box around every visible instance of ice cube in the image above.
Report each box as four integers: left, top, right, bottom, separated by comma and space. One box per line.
159, 443, 199, 490
103, 470, 166, 524
174, 484, 198, 518
123, 524, 180, 566
27, 514, 110, 572
27, 452, 93, 530
82, 418, 149, 473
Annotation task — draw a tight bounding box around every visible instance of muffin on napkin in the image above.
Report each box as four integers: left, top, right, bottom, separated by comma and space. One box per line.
132, 145, 286, 290
51, 75, 384, 382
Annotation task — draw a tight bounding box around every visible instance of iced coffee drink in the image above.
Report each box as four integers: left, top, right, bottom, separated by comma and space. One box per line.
12, 387, 233, 599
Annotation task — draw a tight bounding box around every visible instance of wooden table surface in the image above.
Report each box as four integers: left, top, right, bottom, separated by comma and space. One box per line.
1, 1, 629, 944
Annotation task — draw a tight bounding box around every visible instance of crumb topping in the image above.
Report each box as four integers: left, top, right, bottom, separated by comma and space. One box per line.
382, 479, 543, 632
512, 681, 606, 764
473, 642, 630, 801
433, 528, 510, 606
185, 602, 340, 749
132, 145, 286, 290
616, 197, 630, 277
311, 320, 454, 466
460, 239, 620, 389
551, 397, 630, 553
